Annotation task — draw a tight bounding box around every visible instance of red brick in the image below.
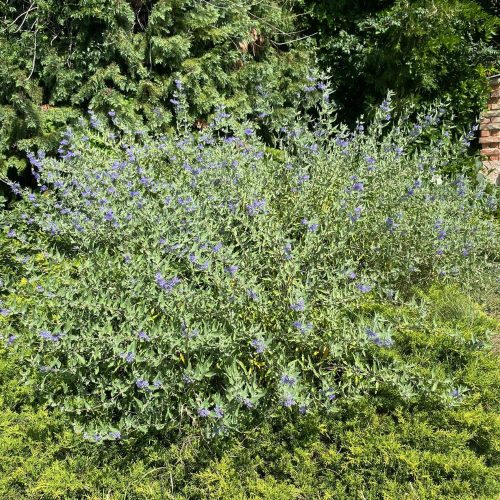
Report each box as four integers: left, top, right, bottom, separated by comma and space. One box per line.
480, 130, 490, 137
481, 148, 500, 156
488, 155, 500, 161
491, 129, 500, 137
490, 116, 500, 123
489, 103, 500, 110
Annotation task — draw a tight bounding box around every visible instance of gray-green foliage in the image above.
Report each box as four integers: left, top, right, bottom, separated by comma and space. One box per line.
0, 92, 497, 440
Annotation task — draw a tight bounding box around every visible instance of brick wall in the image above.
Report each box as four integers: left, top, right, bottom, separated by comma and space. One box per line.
480, 75, 500, 185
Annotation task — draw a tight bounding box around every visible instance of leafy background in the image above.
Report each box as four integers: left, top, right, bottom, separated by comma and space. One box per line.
1, 0, 499, 190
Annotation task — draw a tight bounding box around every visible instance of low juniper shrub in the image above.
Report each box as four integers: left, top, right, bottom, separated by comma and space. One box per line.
0, 95, 497, 441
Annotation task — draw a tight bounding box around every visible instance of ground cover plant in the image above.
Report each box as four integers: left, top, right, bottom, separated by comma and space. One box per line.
0, 89, 498, 444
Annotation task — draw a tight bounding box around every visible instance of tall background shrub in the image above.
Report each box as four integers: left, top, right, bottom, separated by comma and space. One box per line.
1, 0, 498, 193
301, 0, 500, 125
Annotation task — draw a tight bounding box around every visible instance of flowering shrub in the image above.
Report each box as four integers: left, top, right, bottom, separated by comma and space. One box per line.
0, 98, 497, 440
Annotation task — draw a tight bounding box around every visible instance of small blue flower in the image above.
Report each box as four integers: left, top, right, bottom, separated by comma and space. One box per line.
104, 210, 115, 222
122, 352, 135, 363
225, 265, 239, 277
290, 299, 305, 312
366, 328, 394, 347
156, 273, 181, 293
246, 199, 266, 216
136, 379, 149, 389
293, 321, 313, 334
10, 182, 22, 195
298, 174, 310, 185
241, 398, 254, 409
198, 407, 210, 418
356, 284, 372, 293
181, 322, 199, 340
138, 331, 150, 341
324, 388, 336, 401
282, 395, 296, 408
283, 242, 292, 260
40, 330, 62, 342
380, 99, 391, 113
386, 218, 396, 232
349, 206, 363, 222
251, 338, 266, 354
281, 374, 297, 386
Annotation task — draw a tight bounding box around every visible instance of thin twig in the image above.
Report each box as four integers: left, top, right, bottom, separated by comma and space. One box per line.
198, 0, 307, 38
271, 32, 317, 46
9, 3, 37, 33
27, 22, 38, 80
